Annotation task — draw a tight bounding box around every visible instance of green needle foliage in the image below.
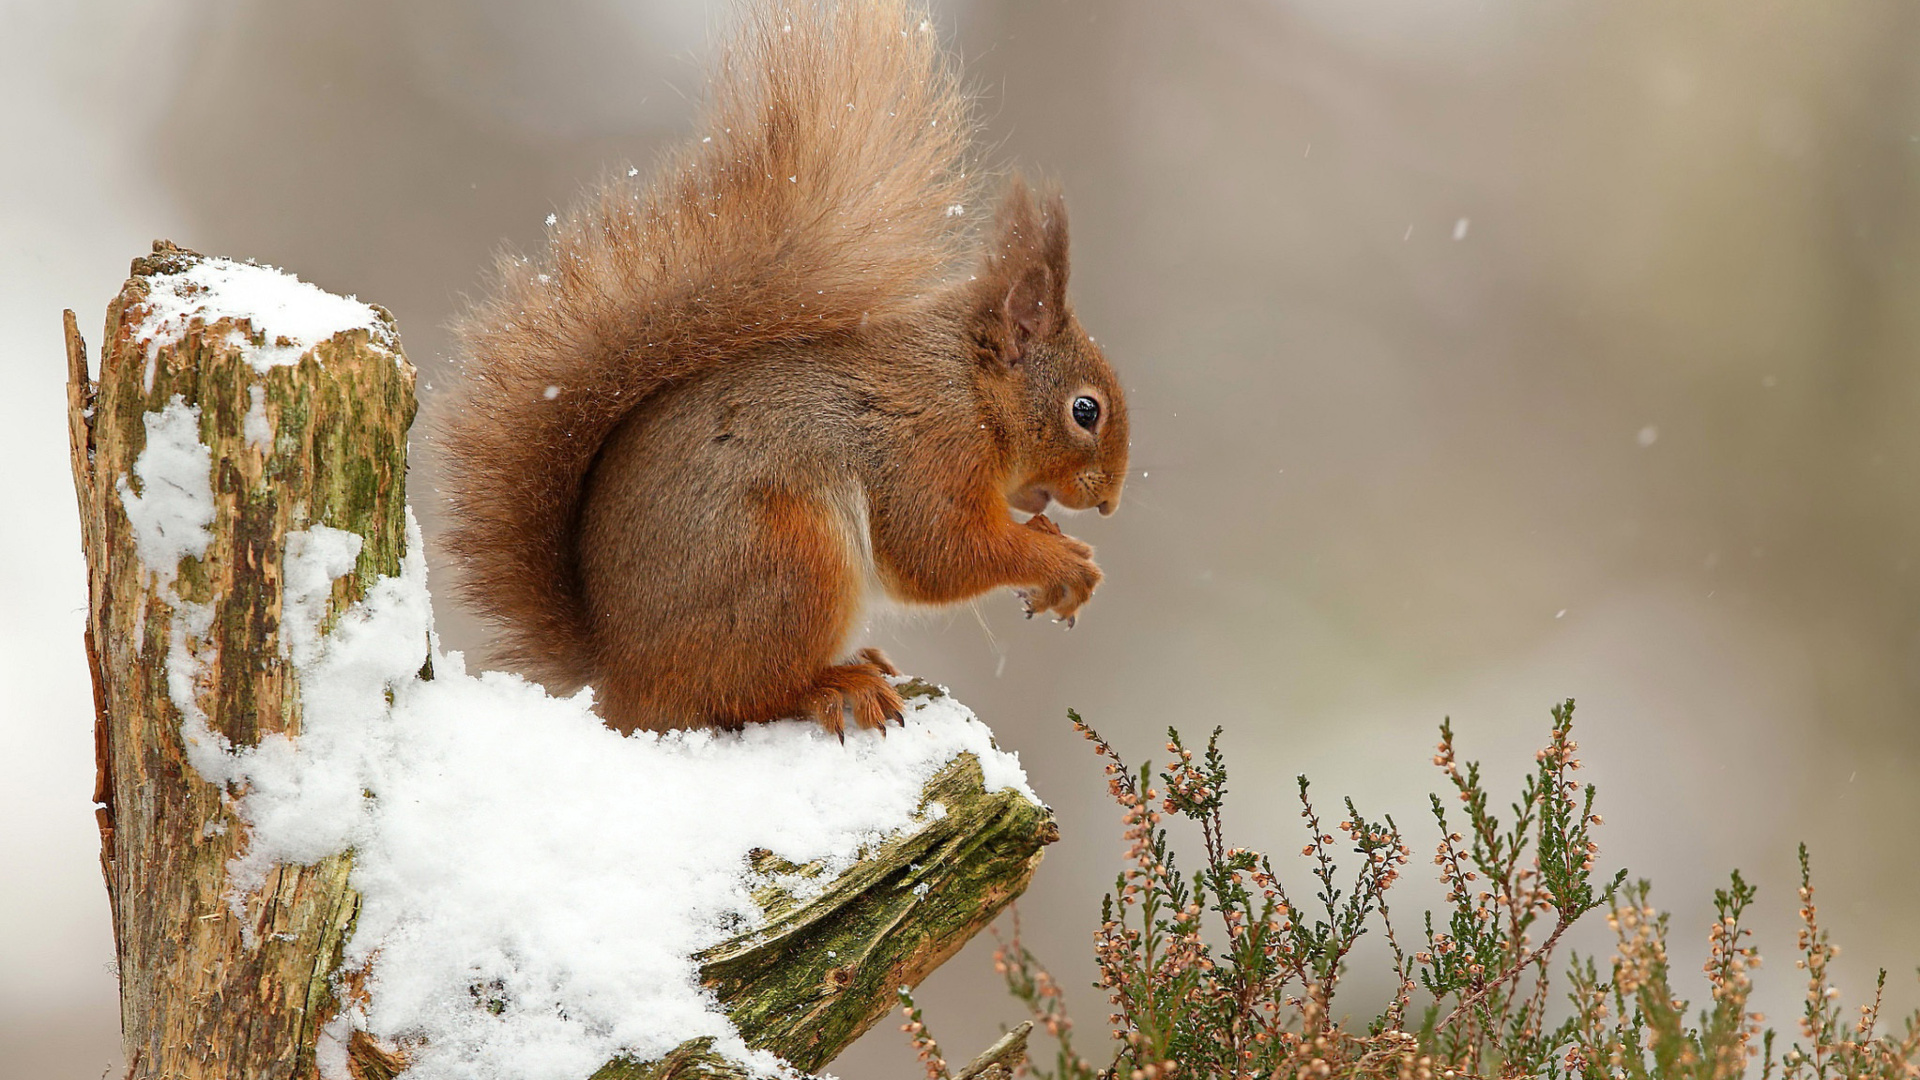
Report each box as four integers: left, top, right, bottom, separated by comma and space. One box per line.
901, 700, 1920, 1080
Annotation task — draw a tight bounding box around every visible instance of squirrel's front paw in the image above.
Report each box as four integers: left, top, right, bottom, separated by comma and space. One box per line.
1017, 528, 1102, 628
1022, 512, 1094, 559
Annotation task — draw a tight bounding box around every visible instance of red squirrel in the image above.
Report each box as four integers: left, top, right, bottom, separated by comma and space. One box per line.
435, 0, 1128, 736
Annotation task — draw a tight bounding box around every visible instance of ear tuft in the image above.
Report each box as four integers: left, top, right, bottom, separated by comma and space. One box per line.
972, 176, 1071, 366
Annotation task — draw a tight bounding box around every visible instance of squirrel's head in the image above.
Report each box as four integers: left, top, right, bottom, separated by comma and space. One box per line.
968, 178, 1130, 518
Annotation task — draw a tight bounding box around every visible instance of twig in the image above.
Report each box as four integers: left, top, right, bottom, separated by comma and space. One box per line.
953, 1022, 1034, 1080
1436, 914, 1571, 1033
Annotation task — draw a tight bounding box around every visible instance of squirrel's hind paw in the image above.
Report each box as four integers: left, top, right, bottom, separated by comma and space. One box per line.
799, 660, 907, 739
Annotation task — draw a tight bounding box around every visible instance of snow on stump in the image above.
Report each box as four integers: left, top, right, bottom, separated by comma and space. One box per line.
68, 241, 1057, 1080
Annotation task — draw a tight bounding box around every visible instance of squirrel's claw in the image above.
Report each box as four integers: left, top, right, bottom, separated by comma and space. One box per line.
1015, 516, 1101, 626
820, 658, 902, 730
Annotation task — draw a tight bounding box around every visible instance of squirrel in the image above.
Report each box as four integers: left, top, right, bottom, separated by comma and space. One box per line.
434, 0, 1129, 737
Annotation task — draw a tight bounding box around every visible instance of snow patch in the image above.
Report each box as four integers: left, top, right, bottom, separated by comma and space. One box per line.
168, 597, 233, 786
244, 385, 274, 451
182, 512, 1035, 1080
114, 398, 235, 784
138, 256, 384, 375
115, 396, 214, 586
282, 526, 364, 666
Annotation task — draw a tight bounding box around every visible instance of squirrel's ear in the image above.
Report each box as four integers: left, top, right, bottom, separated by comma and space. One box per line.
973, 177, 1071, 367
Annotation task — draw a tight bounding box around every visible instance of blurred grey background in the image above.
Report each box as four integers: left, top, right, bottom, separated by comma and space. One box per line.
5, 0, 1918, 1076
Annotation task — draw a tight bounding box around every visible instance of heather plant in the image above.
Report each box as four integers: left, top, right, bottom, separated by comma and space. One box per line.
1561, 847, 1920, 1080
900, 700, 1920, 1080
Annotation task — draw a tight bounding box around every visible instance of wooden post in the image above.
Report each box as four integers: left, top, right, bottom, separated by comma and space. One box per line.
70, 242, 1051, 1080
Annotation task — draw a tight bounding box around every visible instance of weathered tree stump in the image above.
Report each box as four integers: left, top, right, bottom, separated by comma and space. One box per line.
70, 242, 1051, 1080
70, 241, 413, 1080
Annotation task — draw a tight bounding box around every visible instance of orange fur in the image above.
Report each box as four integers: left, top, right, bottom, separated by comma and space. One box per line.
435, 0, 1129, 734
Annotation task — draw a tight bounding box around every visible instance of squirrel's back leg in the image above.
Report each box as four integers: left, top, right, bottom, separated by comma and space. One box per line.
582, 461, 898, 735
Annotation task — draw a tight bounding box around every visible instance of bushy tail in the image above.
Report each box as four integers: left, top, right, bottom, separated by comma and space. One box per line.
435, 0, 975, 687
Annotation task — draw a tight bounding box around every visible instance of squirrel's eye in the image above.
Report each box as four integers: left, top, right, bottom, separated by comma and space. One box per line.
1071, 395, 1100, 432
